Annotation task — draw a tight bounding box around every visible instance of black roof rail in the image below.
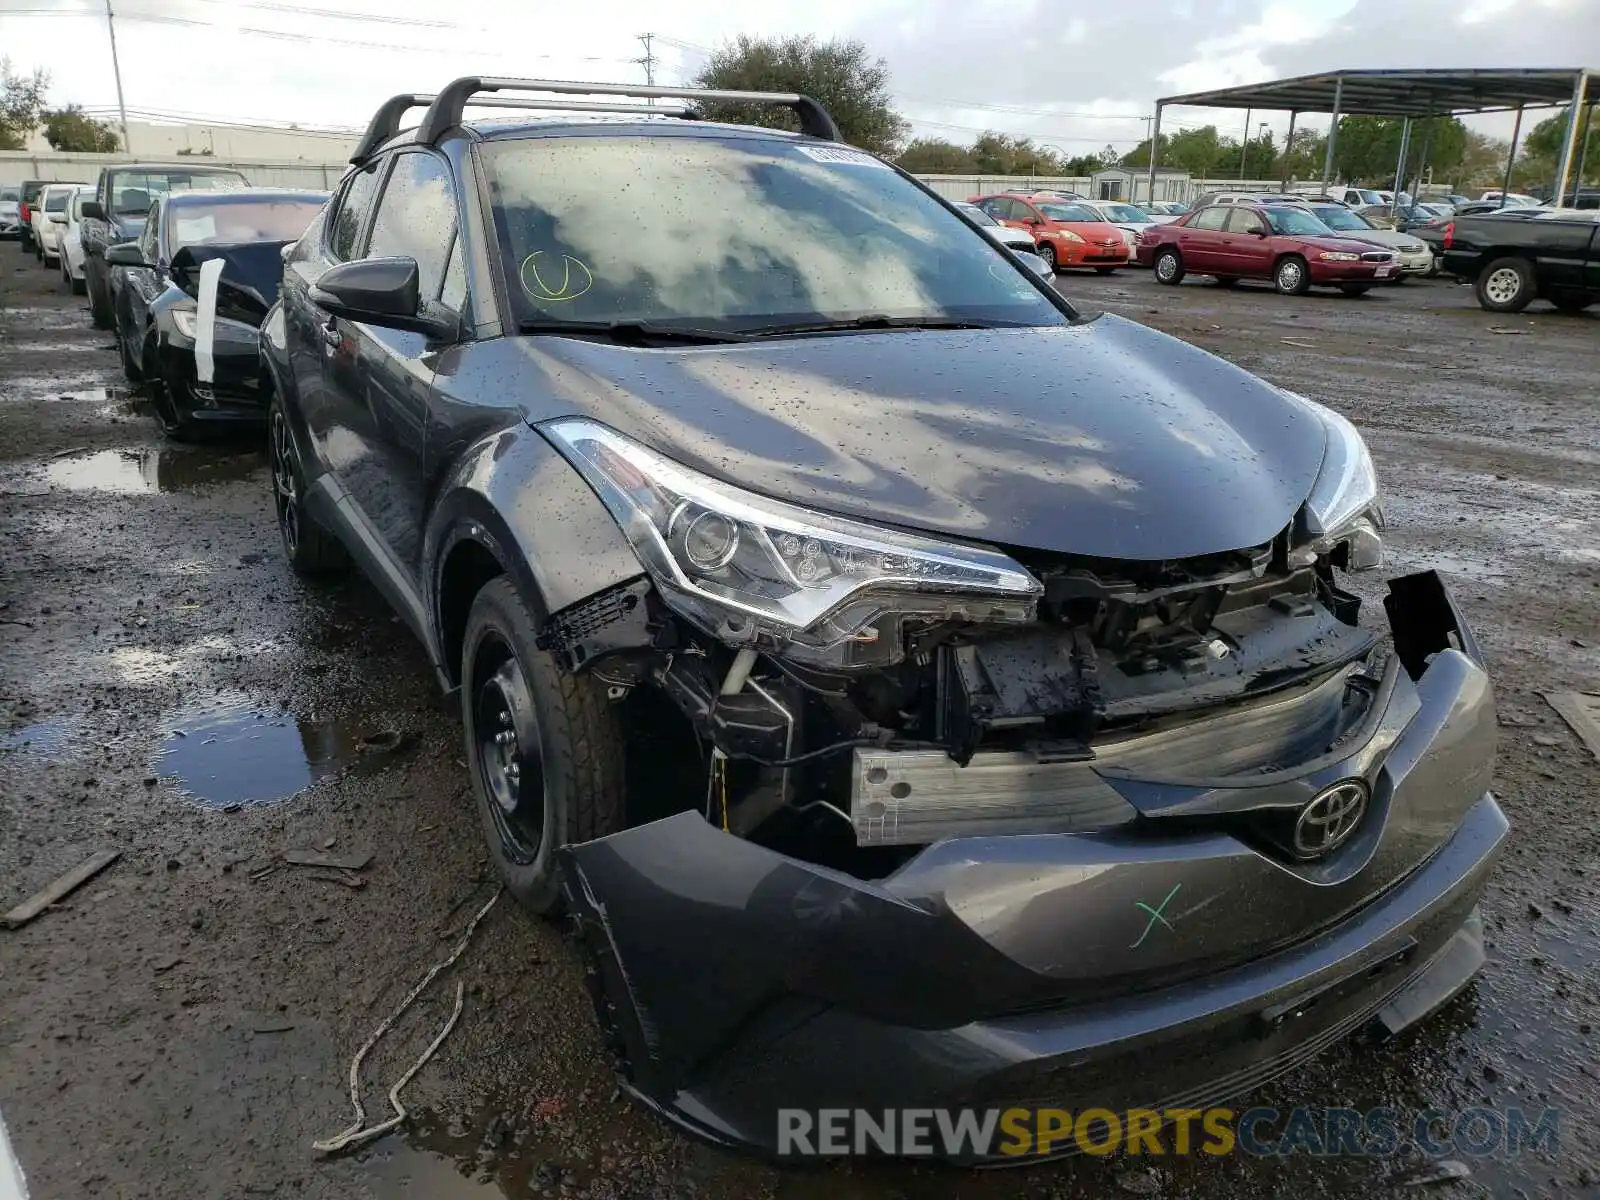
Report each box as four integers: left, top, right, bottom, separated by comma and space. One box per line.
352, 90, 706, 165
414, 77, 842, 145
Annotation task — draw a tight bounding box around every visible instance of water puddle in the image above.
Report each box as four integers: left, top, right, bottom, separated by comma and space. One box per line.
45, 448, 265, 494
0, 716, 80, 759
360, 1140, 513, 1199
1, 372, 113, 397
153, 696, 415, 808
7, 341, 106, 354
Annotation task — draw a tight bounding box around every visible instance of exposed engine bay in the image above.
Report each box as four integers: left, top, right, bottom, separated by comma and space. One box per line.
538, 524, 1386, 873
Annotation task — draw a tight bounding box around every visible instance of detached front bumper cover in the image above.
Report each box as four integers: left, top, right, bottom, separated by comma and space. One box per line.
559, 571, 1505, 1162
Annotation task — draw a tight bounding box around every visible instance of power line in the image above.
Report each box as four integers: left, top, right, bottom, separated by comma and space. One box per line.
895, 94, 1146, 121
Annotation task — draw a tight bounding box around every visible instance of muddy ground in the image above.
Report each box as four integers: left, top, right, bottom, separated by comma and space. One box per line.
1, 253, 1597, 1200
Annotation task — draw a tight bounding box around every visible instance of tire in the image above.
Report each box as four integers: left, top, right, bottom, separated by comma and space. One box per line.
1213, 276, 1239, 288
268, 398, 347, 576
1474, 256, 1534, 313
1037, 242, 1058, 272
71, 274, 86, 296
1274, 255, 1311, 296
1340, 284, 1371, 297
116, 312, 144, 383
89, 270, 113, 329
1550, 293, 1593, 314
1153, 248, 1184, 285
462, 576, 625, 915
1094, 266, 1116, 275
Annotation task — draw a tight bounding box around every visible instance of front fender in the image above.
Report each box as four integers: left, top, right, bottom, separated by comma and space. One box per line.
425, 422, 644, 662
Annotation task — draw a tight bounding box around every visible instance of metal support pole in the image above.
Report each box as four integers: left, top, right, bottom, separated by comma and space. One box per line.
1281, 110, 1297, 190
1554, 71, 1590, 206
1571, 101, 1594, 203
1411, 114, 1434, 202
1501, 105, 1524, 209
1237, 107, 1252, 180
1390, 118, 1411, 217
1321, 77, 1343, 192
1145, 102, 1162, 206
104, 0, 131, 154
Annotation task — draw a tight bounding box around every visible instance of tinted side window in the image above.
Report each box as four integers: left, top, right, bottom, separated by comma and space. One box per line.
331, 162, 381, 262
1189, 207, 1228, 231
439, 234, 466, 311
1225, 208, 1267, 234
139, 204, 160, 261
365, 153, 457, 300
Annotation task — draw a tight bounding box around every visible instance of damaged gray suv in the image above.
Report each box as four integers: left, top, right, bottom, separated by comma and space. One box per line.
263, 78, 1505, 1160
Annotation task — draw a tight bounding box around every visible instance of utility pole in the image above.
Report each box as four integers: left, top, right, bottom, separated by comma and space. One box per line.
635, 32, 657, 113
104, 0, 131, 153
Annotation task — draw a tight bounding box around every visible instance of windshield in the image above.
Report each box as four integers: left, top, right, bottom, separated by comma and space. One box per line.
1102, 204, 1149, 223
166, 199, 324, 251
1310, 206, 1370, 232
481, 135, 1065, 332
1037, 203, 1102, 222
1, 188, 17, 202
111, 170, 247, 216
955, 203, 999, 227
1263, 207, 1335, 236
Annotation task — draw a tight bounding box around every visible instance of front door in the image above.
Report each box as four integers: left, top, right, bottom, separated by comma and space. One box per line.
320, 149, 458, 577
1177, 206, 1229, 271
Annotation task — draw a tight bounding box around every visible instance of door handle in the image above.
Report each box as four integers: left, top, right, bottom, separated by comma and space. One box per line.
322, 323, 343, 351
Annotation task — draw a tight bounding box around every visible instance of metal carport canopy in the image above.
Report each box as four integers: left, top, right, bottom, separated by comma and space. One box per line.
1156, 67, 1592, 117
1146, 67, 1594, 206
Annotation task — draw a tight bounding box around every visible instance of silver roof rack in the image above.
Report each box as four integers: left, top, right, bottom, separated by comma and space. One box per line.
413, 77, 842, 146
351, 90, 702, 164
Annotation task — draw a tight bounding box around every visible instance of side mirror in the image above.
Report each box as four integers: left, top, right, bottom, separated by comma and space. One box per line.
81, 199, 105, 221
105, 242, 147, 267
310, 257, 456, 340
1253, 227, 1269, 237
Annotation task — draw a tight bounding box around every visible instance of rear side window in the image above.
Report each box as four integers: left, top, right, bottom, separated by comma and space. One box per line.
364, 152, 457, 301
331, 163, 381, 262
1189, 207, 1228, 231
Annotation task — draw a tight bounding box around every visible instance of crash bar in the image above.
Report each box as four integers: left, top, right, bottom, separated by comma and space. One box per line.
351, 91, 702, 164
414, 77, 843, 146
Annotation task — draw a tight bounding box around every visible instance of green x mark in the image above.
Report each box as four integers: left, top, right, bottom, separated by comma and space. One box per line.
1129, 883, 1182, 949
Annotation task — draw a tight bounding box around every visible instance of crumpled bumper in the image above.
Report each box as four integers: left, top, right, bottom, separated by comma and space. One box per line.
559, 572, 1505, 1161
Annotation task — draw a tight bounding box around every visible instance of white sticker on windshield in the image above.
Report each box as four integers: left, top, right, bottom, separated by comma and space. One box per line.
795, 146, 890, 169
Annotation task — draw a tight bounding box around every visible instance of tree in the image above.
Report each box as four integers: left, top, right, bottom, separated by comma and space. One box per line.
1331, 115, 1467, 186
0, 58, 49, 151
895, 137, 976, 174
1280, 128, 1328, 184
1061, 153, 1104, 176
43, 105, 120, 152
1453, 130, 1510, 189
690, 35, 909, 157
1517, 105, 1599, 188
968, 132, 1064, 175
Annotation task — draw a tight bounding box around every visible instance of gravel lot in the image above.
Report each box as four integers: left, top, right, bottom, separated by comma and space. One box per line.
2, 252, 1597, 1200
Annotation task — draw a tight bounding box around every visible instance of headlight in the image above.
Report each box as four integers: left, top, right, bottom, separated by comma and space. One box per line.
1317, 251, 1361, 262
171, 308, 199, 338
542, 419, 1041, 667
1056, 230, 1085, 244
1280, 392, 1383, 570
171, 308, 258, 341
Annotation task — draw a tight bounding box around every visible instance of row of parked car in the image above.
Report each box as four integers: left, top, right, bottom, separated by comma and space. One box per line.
6, 167, 326, 438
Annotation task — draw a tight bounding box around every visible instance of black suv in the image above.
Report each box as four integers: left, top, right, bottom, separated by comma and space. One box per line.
264, 78, 1503, 1158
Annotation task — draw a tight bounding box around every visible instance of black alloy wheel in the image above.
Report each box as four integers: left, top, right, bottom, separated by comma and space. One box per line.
268, 400, 345, 575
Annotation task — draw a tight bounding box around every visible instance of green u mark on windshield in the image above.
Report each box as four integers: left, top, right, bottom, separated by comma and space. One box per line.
1130, 883, 1182, 950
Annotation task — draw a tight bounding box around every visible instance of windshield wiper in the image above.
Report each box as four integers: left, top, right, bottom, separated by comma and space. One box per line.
516, 319, 752, 344
733, 314, 1003, 338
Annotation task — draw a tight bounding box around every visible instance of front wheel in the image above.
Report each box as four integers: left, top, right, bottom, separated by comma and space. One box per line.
1274, 255, 1311, 296
462, 577, 626, 914
88, 270, 113, 329
116, 317, 144, 382
1153, 248, 1184, 285
268, 399, 347, 576
1475, 256, 1534, 313
1037, 242, 1058, 272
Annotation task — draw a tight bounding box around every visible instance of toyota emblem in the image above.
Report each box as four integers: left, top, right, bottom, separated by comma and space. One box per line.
1293, 781, 1369, 858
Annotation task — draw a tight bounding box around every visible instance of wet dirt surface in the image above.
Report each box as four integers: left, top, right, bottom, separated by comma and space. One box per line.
1, 254, 1597, 1199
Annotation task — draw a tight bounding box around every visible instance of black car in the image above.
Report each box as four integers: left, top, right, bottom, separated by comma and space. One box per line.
1441, 211, 1600, 312
263, 78, 1504, 1161
107, 188, 326, 438
79, 163, 249, 330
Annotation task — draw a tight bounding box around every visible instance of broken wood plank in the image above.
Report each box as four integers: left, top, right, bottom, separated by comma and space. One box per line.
2, 850, 121, 929
1545, 692, 1600, 762
283, 848, 373, 872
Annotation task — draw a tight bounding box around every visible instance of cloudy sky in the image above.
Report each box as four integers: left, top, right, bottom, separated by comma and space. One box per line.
3, 0, 1597, 152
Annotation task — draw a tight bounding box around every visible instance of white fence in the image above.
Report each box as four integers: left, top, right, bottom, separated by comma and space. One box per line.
917, 174, 1291, 203
1, 150, 349, 190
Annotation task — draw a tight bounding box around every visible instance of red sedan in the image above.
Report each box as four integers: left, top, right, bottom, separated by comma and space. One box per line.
1136, 202, 1398, 295
970, 193, 1130, 273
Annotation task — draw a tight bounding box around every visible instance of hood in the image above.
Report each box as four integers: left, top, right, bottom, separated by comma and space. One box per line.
1296, 232, 1395, 254
515, 316, 1327, 561
1344, 229, 1420, 249
170, 240, 293, 321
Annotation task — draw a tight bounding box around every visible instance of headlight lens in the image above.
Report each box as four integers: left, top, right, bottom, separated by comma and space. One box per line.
1317, 251, 1361, 262
171, 308, 198, 338
1056, 229, 1085, 243
542, 419, 1041, 666
1280, 392, 1384, 570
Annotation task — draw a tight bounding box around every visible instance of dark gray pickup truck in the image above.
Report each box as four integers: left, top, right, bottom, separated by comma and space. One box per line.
1440, 211, 1600, 313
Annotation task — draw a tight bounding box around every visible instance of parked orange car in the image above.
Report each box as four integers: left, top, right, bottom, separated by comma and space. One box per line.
969, 193, 1130, 273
